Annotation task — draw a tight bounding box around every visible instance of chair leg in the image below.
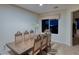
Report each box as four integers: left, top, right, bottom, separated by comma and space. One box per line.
46, 47, 48, 53
40, 49, 42, 55
43, 47, 48, 53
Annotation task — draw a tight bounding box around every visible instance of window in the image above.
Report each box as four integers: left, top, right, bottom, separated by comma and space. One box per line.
42, 19, 49, 32
42, 19, 58, 34
50, 19, 58, 34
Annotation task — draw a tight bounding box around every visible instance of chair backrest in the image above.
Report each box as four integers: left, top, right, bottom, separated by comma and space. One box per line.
30, 30, 34, 33
44, 29, 51, 49
47, 33, 51, 48
29, 30, 34, 40
15, 31, 23, 44
41, 34, 48, 50
24, 31, 29, 41
32, 35, 41, 55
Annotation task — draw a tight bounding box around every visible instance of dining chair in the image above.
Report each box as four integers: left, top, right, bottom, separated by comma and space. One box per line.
41, 33, 48, 53
47, 33, 51, 50
44, 29, 51, 51
29, 30, 35, 40
27, 35, 42, 55
30, 30, 34, 33
15, 31, 23, 44
24, 30, 29, 41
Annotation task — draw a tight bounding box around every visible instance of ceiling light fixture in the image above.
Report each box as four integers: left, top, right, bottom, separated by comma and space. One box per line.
39, 4, 43, 6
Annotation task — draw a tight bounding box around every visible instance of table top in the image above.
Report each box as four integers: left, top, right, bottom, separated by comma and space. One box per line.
6, 33, 49, 55
6, 39, 34, 54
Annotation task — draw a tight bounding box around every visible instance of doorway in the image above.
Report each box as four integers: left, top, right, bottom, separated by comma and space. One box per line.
72, 10, 79, 45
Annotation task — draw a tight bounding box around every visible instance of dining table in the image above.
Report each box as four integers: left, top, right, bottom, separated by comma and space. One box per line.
6, 39, 34, 55
6, 33, 47, 55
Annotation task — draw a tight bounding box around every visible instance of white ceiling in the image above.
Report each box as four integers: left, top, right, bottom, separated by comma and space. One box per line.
16, 4, 79, 14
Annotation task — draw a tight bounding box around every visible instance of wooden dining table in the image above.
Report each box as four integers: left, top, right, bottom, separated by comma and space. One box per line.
6, 39, 34, 55
6, 33, 47, 55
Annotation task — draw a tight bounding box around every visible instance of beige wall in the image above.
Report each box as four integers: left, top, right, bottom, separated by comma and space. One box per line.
0, 5, 39, 53
39, 10, 68, 45
39, 6, 79, 46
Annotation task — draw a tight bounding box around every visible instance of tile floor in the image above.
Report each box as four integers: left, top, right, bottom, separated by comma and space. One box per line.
50, 42, 79, 55
1, 42, 79, 55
